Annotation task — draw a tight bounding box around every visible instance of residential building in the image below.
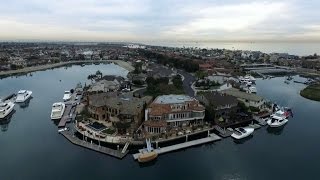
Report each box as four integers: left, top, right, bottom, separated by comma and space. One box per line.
144, 95, 205, 134
87, 93, 153, 134
221, 88, 265, 109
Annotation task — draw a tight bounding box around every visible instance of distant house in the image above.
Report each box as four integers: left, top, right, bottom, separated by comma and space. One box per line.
87, 79, 120, 93
9, 57, 26, 67
221, 88, 265, 109
199, 63, 212, 72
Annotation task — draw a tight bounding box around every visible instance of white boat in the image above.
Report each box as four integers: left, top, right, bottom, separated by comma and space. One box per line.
63, 91, 71, 101
246, 86, 257, 93
245, 75, 256, 82
267, 115, 288, 127
0, 101, 15, 119
15, 90, 32, 103
271, 109, 290, 119
58, 127, 69, 133
231, 127, 254, 139
50, 102, 65, 120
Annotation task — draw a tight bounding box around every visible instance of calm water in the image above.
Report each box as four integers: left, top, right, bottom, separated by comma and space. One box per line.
1, 65, 320, 180
144, 41, 320, 56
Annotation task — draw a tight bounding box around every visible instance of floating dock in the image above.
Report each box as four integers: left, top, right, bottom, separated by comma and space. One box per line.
213, 125, 233, 138
61, 130, 128, 159
133, 133, 221, 160
58, 105, 74, 127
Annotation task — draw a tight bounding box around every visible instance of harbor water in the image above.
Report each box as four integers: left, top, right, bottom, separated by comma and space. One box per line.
0, 64, 320, 180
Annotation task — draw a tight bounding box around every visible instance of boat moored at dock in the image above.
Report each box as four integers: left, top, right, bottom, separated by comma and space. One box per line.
50, 102, 65, 120
63, 91, 71, 101
267, 116, 288, 128
231, 127, 254, 140
15, 90, 32, 103
138, 139, 158, 163
0, 101, 15, 119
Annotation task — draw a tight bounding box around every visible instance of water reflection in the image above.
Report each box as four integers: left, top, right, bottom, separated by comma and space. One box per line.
266, 126, 286, 135
0, 110, 15, 132
17, 97, 33, 109
233, 135, 253, 144
138, 158, 158, 168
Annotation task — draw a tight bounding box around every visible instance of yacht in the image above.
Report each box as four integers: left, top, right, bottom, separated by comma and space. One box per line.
245, 75, 256, 83
15, 90, 32, 103
0, 101, 15, 119
63, 91, 71, 101
50, 102, 65, 120
231, 127, 254, 140
271, 109, 291, 119
247, 86, 257, 94
267, 115, 288, 128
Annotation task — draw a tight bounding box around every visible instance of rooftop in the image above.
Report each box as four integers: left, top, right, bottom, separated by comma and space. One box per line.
154, 94, 194, 104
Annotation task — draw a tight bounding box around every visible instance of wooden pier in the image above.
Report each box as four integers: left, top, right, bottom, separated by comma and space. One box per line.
58, 105, 73, 127
213, 125, 233, 138
133, 133, 221, 160
60, 130, 128, 159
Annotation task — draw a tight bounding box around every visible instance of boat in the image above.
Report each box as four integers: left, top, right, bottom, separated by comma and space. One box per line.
267, 115, 288, 128
272, 108, 292, 119
63, 91, 71, 101
50, 102, 65, 120
0, 101, 15, 119
247, 86, 257, 94
138, 139, 158, 163
58, 127, 69, 133
15, 90, 32, 103
231, 127, 254, 139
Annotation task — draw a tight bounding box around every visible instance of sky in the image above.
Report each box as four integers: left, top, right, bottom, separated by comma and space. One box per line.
0, 0, 319, 42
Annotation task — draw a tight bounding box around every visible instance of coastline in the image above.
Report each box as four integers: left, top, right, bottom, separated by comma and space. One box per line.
0, 60, 134, 77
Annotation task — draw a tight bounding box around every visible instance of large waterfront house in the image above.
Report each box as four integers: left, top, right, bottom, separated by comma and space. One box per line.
87, 79, 121, 93
221, 88, 265, 109
197, 92, 253, 127
87, 92, 153, 134
144, 95, 205, 134
197, 92, 238, 119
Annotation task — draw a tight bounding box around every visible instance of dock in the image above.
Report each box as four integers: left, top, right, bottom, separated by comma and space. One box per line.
133, 133, 221, 160
60, 130, 128, 159
58, 104, 74, 127
213, 125, 233, 138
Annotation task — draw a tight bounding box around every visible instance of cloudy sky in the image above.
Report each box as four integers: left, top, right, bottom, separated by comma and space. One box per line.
0, 0, 319, 42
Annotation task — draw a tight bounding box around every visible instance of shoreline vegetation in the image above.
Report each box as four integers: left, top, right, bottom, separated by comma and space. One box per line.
300, 84, 320, 101
0, 60, 134, 77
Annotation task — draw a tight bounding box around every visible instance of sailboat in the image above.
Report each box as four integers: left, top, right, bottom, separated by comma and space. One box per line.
138, 139, 158, 163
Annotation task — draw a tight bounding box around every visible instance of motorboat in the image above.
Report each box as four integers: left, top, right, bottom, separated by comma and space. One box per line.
271, 109, 291, 119
50, 102, 65, 120
63, 91, 71, 101
58, 127, 69, 133
138, 139, 158, 163
15, 90, 32, 103
267, 115, 288, 128
231, 127, 254, 140
245, 75, 256, 82
0, 101, 15, 119
247, 86, 257, 94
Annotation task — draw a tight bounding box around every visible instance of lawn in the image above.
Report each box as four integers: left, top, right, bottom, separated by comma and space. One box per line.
300, 84, 320, 101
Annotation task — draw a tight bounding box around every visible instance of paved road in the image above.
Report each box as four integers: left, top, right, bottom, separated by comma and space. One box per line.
178, 70, 196, 97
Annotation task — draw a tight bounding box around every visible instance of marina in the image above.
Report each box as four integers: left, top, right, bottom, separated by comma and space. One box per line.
0, 63, 319, 179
